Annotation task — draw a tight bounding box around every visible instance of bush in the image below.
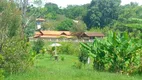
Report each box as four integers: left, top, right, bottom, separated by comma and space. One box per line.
61, 56, 65, 61
1, 37, 32, 75
0, 54, 4, 80
32, 39, 44, 54
81, 32, 142, 74
56, 19, 74, 31
58, 42, 80, 56
79, 46, 88, 65
0, 0, 34, 77
0, 69, 4, 80
72, 61, 82, 69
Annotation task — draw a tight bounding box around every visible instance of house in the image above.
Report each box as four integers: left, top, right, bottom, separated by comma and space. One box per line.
34, 31, 104, 39
34, 31, 73, 39
79, 32, 105, 39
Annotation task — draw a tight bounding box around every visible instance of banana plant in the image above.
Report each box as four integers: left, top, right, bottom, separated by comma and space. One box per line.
81, 31, 142, 74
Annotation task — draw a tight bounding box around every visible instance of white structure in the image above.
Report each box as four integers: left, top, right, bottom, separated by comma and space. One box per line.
73, 20, 79, 23
37, 22, 41, 30
36, 18, 45, 30
50, 43, 61, 56
87, 57, 90, 64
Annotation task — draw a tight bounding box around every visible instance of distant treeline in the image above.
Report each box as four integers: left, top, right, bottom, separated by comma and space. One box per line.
25, 0, 141, 38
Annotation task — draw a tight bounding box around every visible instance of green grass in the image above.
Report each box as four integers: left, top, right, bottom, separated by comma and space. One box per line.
5, 54, 142, 80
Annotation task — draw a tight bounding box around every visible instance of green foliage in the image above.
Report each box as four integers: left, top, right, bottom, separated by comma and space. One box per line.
56, 19, 74, 31
0, 0, 33, 77
0, 69, 4, 80
32, 39, 44, 54
118, 2, 142, 20
0, 0, 21, 38
44, 3, 59, 14
33, 0, 42, 7
24, 17, 36, 37
73, 61, 82, 69
70, 20, 87, 32
1, 38, 32, 75
113, 3, 142, 38
0, 54, 4, 80
84, 0, 121, 28
45, 12, 57, 19
114, 17, 142, 38
64, 5, 88, 19
61, 56, 65, 61
81, 32, 142, 74
58, 42, 80, 56
79, 45, 89, 65
5, 54, 142, 80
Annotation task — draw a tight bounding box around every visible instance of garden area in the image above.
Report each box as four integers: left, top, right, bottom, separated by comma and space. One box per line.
5, 54, 142, 80
5, 34, 142, 80
0, 0, 142, 80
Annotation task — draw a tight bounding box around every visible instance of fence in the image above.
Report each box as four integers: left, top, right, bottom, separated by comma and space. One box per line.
29, 37, 94, 43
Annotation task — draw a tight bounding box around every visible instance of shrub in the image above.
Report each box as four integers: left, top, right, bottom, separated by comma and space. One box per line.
73, 61, 82, 69
1, 37, 32, 75
58, 42, 80, 56
56, 19, 74, 31
61, 56, 65, 61
0, 54, 4, 80
81, 32, 142, 74
0, 0, 34, 76
79, 46, 88, 65
0, 69, 4, 80
32, 39, 44, 54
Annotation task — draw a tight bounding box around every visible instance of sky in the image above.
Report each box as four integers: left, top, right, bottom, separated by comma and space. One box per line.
29, 0, 142, 8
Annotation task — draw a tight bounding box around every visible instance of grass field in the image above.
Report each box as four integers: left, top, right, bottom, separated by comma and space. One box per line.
5, 54, 142, 80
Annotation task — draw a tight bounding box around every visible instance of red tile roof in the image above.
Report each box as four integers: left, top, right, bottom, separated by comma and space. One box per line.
34, 31, 105, 38
34, 31, 73, 38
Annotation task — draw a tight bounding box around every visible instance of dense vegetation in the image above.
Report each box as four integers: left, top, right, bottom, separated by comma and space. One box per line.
81, 32, 142, 74
24, 0, 142, 38
84, 0, 121, 28
0, 0, 35, 79
0, 0, 142, 79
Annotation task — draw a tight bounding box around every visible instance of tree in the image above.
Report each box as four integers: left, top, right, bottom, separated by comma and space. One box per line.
70, 20, 87, 32
44, 3, 59, 13
32, 39, 44, 54
63, 5, 88, 19
43, 3, 60, 19
0, 0, 32, 76
81, 32, 142, 74
33, 0, 42, 7
118, 2, 140, 21
56, 19, 74, 31
84, 0, 121, 28
114, 2, 142, 38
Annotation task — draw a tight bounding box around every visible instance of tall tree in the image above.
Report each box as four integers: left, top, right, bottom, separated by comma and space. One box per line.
0, 0, 32, 76
114, 2, 142, 38
43, 3, 59, 19
44, 3, 59, 13
33, 0, 42, 7
84, 0, 121, 28
64, 5, 88, 19
56, 19, 74, 31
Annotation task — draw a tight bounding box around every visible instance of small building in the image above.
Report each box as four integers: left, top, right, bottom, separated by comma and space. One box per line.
34, 31, 104, 39
80, 32, 105, 39
34, 31, 73, 39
